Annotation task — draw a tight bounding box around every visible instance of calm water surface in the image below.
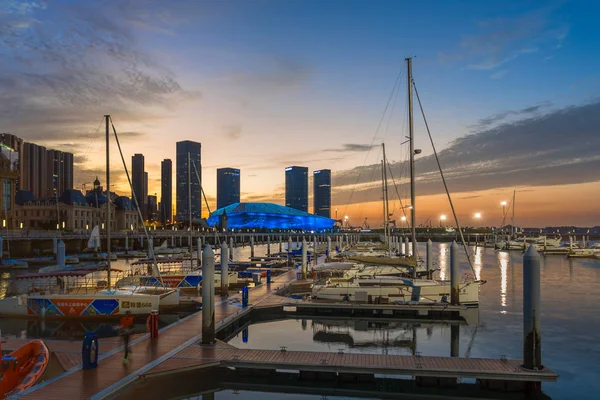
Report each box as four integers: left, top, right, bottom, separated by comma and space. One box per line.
226, 243, 600, 400
2, 242, 599, 399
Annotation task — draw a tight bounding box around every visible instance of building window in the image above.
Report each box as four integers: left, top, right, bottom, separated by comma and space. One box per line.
2, 179, 10, 211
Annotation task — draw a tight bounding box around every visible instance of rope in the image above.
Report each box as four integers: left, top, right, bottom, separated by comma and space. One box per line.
110, 117, 164, 287
411, 82, 476, 277
342, 66, 404, 217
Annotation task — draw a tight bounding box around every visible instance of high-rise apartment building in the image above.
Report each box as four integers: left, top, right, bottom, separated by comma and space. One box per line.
313, 169, 331, 218
285, 166, 308, 212
147, 195, 157, 220
216, 168, 240, 209
1, 134, 72, 198
176, 141, 201, 221
131, 154, 145, 215
160, 159, 172, 224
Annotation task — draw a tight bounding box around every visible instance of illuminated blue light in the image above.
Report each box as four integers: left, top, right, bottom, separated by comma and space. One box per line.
207, 202, 335, 230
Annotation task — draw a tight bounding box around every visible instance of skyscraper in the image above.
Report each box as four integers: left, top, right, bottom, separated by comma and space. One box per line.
216, 168, 240, 209
313, 169, 331, 218
285, 166, 308, 212
160, 159, 172, 224
176, 141, 201, 221
131, 154, 145, 216
47, 150, 74, 198
147, 195, 157, 220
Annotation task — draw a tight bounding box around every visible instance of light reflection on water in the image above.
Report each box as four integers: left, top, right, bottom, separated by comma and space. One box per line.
227, 242, 600, 400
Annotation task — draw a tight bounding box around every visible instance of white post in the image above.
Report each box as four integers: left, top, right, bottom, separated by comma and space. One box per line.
301, 238, 307, 280
148, 239, 154, 259
450, 241, 459, 305
201, 245, 215, 344
220, 242, 229, 297
250, 235, 255, 258
57, 240, 65, 267
523, 246, 542, 370
288, 236, 293, 252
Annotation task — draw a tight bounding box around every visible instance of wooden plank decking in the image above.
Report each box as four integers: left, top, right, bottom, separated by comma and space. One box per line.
20, 268, 298, 400
148, 344, 558, 383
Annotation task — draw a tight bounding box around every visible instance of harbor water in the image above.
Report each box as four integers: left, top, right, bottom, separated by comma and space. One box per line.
2, 241, 599, 399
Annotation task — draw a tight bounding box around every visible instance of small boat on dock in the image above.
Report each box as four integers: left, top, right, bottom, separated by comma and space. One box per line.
0, 339, 49, 398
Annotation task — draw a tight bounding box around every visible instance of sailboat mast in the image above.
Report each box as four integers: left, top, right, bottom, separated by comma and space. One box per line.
188, 152, 193, 254
407, 57, 417, 258
511, 190, 516, 237
382, 143, 390, 256
105, 114, 111, 289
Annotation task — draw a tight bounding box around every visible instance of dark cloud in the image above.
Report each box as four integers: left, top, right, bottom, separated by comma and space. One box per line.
333, 101, 600, 205
460, 195, 482, 200
471, 102, 550, 129
0, 1, 198, 142
323, 144, 374, 153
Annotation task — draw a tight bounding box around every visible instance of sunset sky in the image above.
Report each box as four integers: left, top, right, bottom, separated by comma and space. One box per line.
2, 0, 600, 227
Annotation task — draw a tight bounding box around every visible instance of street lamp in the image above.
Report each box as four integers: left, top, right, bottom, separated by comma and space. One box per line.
335, 208, 338, 220
440, 215, 446, 228
500, 201, 507, 232
474, 212, 481, 228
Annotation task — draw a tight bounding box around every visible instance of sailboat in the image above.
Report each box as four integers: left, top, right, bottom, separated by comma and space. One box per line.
0, 116, 174, 317
313, 58, 483, 305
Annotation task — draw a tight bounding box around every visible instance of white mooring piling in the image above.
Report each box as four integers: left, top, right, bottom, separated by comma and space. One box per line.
426, 239, 433, 278
301, 238, 307, 280
523, 246, 542, 370
220, 242, 229, 297
148, 239, 154, 259
57, 240, 65, 267
288, 236, 293, 252
201, 245, 215, 344
450, 240, 460, 305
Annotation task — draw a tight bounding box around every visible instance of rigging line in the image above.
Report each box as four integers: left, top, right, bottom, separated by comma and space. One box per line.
354, 146, 382, 224
74, 116, 104, 187
110, 117, 164, 287
412, 81, 476, 277
342, 66, 405, 216
386, 160, 410, 230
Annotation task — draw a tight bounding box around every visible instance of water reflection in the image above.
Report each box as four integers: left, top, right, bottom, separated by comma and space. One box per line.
473, 246, 483, 280
499, 251, 508, 310
438, 243, 448, 280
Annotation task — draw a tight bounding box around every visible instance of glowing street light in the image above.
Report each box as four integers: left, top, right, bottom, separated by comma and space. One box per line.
474, 212, 482, 219
440, 215, 447, 228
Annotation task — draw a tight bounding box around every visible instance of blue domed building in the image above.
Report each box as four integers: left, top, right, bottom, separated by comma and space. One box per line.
207, 202, 335, 231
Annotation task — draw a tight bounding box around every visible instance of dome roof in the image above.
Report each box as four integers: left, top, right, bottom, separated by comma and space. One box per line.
207, 202, 335, 230
15, 190, 36, 206
114, 196, 134, 211
85, 192, 107, 207
93, 176, 101, 186
59, 189, 87, 206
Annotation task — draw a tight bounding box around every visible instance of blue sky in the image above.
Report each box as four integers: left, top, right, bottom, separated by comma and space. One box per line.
1, 0, 600, 225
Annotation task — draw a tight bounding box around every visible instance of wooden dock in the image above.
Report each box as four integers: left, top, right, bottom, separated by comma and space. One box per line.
142, 343, 558, 384
20, 268, 299, 400
18, 262, 558, 399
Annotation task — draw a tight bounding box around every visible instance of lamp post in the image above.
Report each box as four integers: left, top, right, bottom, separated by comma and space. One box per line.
500, 201, 507, 232
344, 215, 349, 230
440, 215, 446, 228
335, 208, 338, 221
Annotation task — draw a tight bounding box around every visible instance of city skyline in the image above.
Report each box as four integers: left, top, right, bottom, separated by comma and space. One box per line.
1, 1, 599, 226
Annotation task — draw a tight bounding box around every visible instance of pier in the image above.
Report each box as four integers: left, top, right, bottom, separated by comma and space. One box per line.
15, 245, 558, 399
